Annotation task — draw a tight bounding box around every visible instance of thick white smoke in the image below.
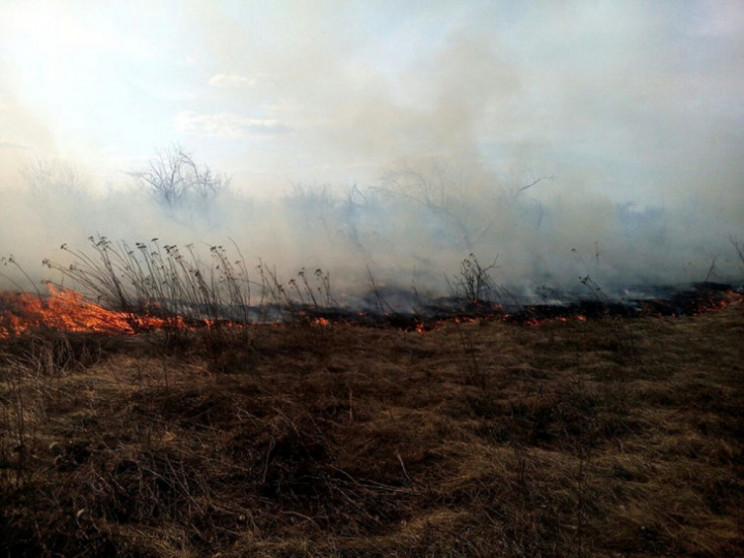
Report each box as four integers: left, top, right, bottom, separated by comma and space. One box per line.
1, 1, 742, 305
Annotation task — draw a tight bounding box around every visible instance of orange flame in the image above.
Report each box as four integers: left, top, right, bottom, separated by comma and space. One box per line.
0, 286, 168, 338
1, 286, 740, 339
525, 315, 586, 327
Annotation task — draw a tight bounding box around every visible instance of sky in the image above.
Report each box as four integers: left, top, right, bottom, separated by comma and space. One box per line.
0, 0, 743, 298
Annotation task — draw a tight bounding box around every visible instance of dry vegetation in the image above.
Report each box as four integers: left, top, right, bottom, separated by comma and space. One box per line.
1, 300, 743, 557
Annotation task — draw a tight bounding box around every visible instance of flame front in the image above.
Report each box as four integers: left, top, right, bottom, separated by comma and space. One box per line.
1, 284, 740, 339
0, 286, 165, 338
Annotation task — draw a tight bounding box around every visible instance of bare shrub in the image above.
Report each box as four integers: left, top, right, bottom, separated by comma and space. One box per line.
129, 145, 229, 208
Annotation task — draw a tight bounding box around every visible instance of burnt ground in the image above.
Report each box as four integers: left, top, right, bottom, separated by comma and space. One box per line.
1, 296, 743, 557
297, 281, 742, 331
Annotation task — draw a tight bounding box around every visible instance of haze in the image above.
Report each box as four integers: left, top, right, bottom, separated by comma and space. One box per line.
1, 1, 743, 302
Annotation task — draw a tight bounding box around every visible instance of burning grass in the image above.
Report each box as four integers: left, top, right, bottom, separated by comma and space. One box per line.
1, 295, 743, 556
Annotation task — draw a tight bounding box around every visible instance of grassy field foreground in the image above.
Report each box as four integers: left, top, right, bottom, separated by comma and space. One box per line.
1, 302, 743, 557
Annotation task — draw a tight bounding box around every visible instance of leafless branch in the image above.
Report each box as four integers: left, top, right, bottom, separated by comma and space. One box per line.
129, 145, 229, 207
518, 175, 555, 192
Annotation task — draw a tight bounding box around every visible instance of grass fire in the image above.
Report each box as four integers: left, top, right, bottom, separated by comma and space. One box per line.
1, 238, 742, 556
2, 2, 744, 555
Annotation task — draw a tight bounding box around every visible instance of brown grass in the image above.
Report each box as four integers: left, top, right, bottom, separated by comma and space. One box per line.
1, 303, 743, 557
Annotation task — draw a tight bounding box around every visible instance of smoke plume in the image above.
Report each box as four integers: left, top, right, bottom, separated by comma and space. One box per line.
1, 1, 742, 306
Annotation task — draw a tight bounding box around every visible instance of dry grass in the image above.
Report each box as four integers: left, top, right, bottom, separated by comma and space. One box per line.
1, 302, 742, 557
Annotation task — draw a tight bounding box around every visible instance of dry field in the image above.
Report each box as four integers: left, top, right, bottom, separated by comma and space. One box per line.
1, 300, 743, 557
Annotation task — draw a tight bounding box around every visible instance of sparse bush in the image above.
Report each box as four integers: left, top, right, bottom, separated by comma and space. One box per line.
453, 253, 499, 303
22, 157, 89, 200
129, 144, 229, 208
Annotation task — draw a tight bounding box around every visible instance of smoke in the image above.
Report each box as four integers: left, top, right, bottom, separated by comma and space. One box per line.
1, 152, 739, 306
1, 1, 743, 304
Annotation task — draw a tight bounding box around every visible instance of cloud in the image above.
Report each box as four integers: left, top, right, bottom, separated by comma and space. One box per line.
174, 111, 293, 138
208, 73, 261, 88
0, 140, 30, 150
